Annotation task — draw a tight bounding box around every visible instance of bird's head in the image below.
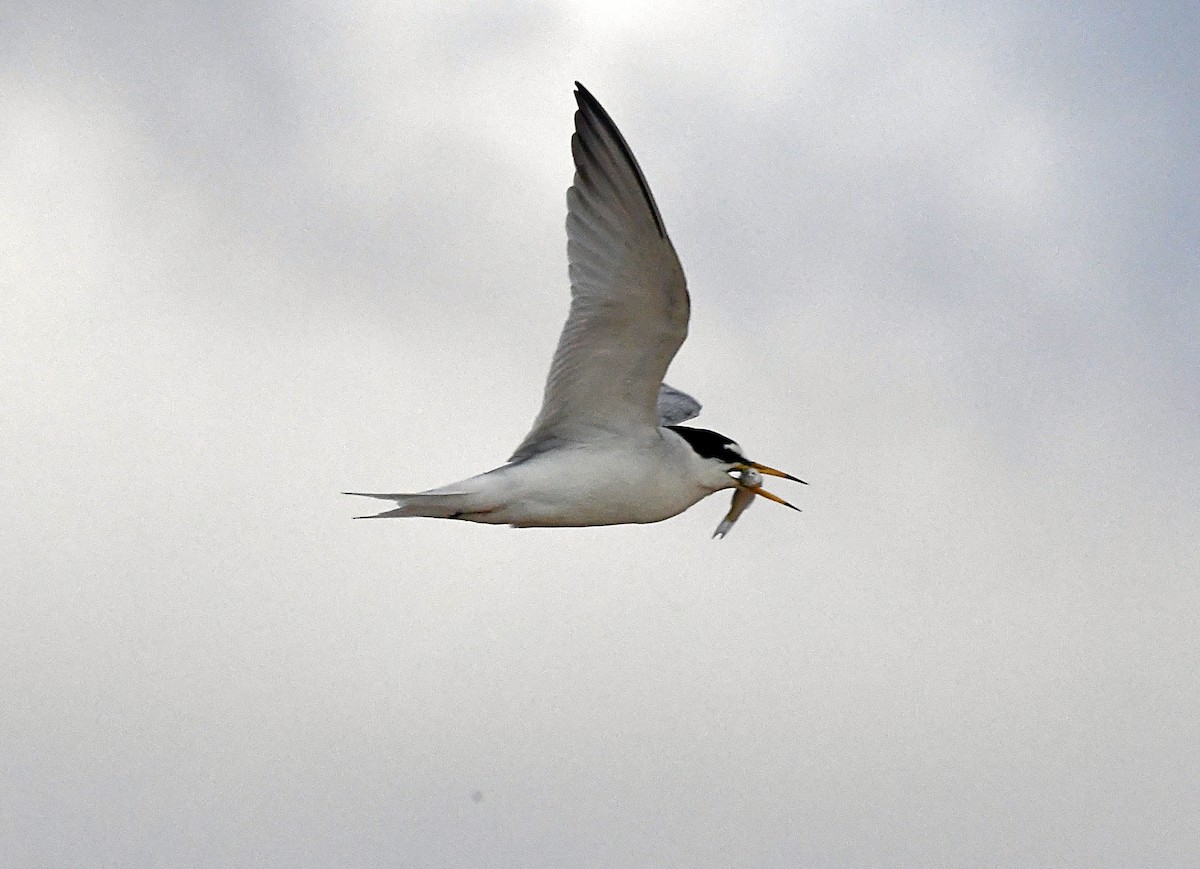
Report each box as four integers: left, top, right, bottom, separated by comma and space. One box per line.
667, 425, 805, 511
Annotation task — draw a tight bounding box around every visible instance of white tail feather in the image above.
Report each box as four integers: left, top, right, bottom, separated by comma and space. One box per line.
343, 491, 494, 521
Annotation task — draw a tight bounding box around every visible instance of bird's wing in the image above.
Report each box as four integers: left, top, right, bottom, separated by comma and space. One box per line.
509, 83, 689, 463
656, 383, 702, 426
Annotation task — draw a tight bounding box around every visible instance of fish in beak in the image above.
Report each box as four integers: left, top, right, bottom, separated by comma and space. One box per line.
713, 463, 805, 538
739, 462, 804, 512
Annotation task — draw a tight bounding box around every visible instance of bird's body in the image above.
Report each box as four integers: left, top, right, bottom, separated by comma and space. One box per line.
347, 83, 804, 537
351, 426, 733, 527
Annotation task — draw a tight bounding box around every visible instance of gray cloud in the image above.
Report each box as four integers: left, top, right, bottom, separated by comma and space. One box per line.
3, 2, 1197, 866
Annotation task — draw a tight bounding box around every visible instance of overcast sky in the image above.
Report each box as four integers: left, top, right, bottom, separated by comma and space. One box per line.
4, 1, 1198, 865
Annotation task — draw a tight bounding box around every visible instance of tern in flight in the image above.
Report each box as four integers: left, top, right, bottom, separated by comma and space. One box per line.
347, 83, 804, 537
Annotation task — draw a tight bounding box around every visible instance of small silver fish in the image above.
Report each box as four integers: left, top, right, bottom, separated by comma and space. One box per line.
712, 467, 764, 539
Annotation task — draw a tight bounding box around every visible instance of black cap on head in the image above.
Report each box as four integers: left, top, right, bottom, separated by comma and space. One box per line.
668, 426, 745, 464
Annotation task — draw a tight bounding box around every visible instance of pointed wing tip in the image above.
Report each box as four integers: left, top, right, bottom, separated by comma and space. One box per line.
568, 80, 669, 241
573, 82, 602, 118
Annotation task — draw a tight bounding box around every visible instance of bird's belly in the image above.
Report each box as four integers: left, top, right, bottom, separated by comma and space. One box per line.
494, 452, 710, 528
514, 489, 701, 527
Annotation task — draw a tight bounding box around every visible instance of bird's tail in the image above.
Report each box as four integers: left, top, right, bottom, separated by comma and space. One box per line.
342, 490, 497, 521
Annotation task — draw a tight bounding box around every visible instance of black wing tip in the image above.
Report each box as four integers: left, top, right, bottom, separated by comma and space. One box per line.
569, 81, 668, 240
572, 81, 606, 124
573, 82, 591, 114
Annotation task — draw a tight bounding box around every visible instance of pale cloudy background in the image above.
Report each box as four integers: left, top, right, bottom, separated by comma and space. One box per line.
4, 1, 1198, 865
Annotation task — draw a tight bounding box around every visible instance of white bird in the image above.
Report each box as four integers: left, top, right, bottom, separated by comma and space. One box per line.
347, 82, 804, 537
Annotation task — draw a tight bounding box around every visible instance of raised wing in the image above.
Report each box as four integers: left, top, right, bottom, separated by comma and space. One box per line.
510, 83, 689, 462
656, 383, 702, 426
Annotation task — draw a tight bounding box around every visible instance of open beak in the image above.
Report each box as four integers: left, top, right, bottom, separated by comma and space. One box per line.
734, 462, 804, 512
744, 484, 801, 512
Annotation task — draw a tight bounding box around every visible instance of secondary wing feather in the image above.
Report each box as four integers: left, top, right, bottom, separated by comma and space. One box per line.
510, 83, 689, 462
656, 383, 702, 426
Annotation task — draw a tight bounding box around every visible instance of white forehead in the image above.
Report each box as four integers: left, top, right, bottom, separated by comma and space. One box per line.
726, 440, 744, 457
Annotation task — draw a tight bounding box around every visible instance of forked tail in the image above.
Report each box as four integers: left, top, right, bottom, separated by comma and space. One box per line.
342, 491, 494, 521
